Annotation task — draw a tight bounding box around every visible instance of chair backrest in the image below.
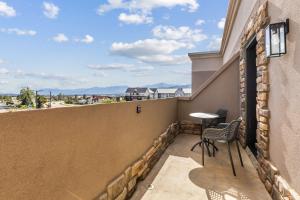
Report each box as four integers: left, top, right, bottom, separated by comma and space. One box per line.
216, 109, 228, 119
225, 118, 242, 142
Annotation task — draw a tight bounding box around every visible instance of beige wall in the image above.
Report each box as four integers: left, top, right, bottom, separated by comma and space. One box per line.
222, 0, 300, 193
223, 0, 259, 64
0, 99, 177, 200
268, 0, 300, 193
190, 55, 223, 93
178, 58, 240, 123
192, 71, 215, 92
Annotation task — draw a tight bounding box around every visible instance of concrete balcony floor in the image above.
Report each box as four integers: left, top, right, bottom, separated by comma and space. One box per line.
131, 134, 271, 200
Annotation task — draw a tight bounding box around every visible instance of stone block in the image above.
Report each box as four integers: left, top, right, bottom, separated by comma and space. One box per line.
262, 71, 269, 84
153, 137, 162, 148
139, 166, 150, 180
258, 166, 267, 183
259, 108, 270, 117
124, 167, 132, 185
257, 83, 269, 92
259, 122, 269, 131
256, 43, 265, 55
257, 29, 265, 41
159, 132, 168, 144
145, 146, 156, 162
260, 134, 269, 144
267, 163, 279, 183
256, 52, 269, 66
272, 186, 285, 200
114, 187, 127, 200
258, 92, 267, 101
256, 76, 262, 83
265, 179, 273, 193
127, 176, 137, 193
107, 174, 126, 200
98, 193, 108, 200
259, 115, 268, 123
132, 159, 144, 177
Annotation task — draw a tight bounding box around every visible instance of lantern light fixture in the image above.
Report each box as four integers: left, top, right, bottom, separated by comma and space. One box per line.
265, 19, 289, 57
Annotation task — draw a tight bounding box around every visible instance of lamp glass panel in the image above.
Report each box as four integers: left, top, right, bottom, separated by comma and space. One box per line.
265, 25, 271, 57
280, 24, 286, 54
271, 25, 280, 55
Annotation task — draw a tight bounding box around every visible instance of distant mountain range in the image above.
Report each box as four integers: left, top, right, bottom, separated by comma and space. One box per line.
35, 83, 191, 95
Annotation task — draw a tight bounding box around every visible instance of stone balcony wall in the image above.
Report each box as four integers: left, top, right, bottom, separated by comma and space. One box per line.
96, 123, 180, 200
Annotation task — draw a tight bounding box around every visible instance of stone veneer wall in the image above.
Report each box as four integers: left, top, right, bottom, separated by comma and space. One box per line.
95, 123, 180, 200
239, 2, 299, 200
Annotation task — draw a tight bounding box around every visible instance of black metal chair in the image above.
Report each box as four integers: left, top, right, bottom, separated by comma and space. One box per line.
191, 109, 228, 153
206, 109, 228, 128
202, 118, 244, 176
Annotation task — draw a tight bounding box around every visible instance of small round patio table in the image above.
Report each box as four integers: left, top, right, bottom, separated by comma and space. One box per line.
189, 112, 219, 156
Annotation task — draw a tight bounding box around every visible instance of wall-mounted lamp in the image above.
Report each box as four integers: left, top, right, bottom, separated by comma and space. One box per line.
136, 105, 141, 114
265, 19, 289, 57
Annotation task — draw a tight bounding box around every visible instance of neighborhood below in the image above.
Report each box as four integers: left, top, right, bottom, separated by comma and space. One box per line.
0, 86, 191, 113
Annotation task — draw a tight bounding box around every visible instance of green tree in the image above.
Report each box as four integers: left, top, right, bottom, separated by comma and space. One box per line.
64, 96, 73, 104
36, 95, 47, 108
18, 87, 34, 107
4, 96, 14, 105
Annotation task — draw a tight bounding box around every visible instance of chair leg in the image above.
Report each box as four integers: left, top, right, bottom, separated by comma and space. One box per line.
227, 142, 236, 176
204, 139, 211, 157
236, 140, 244, 167
191, 141, 201, 151
202, 139, 205, 166
212, 140, 215, 157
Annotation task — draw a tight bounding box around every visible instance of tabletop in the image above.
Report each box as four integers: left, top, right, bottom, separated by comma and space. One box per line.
189, 112, 219, 119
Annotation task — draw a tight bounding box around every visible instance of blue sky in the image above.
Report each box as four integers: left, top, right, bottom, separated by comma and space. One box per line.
0, 0, 228, 93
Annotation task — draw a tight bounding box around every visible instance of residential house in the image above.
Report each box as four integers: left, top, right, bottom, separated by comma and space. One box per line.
157, 88, 192, 98
157, 88, 177, 99
149, 88, 158, 99
125, 88, 151, 101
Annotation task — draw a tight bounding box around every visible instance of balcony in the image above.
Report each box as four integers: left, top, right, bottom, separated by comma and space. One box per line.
0, 96, 270, 200
131, 134, 271, 200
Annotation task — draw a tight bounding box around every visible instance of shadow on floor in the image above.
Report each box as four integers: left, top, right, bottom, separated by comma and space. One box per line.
130, 134, 271, 200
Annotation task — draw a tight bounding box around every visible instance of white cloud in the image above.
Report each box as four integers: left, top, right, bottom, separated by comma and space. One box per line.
208, 35, 222, 50
15, 70, 69, 81
136, 54, 189, 65
0, 67, 9, 74
111, 39, 191, 57
0, 1, 16, 17
0, 28, 37, 36
0, 59, 4, 64
98, 0, 199, 14
88, 63, 134, 71
218, 17, 226, 29
195, 19, 205, 26
118, 13, 153, 24
53, 33, 69, 43
0, 80, 8, 84
87, 63, 154, 72
43, 2, 59, 19
80, 34, 94, 44
152, 25, 207, 43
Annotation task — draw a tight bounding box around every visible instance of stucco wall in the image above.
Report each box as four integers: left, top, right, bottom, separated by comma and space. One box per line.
178, 58, 240, 122
223, 0, 259, 64
191, 56, 223, 93
268, 0, 300, 193
0, 99, 178, 200
192, 71, 215, 92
